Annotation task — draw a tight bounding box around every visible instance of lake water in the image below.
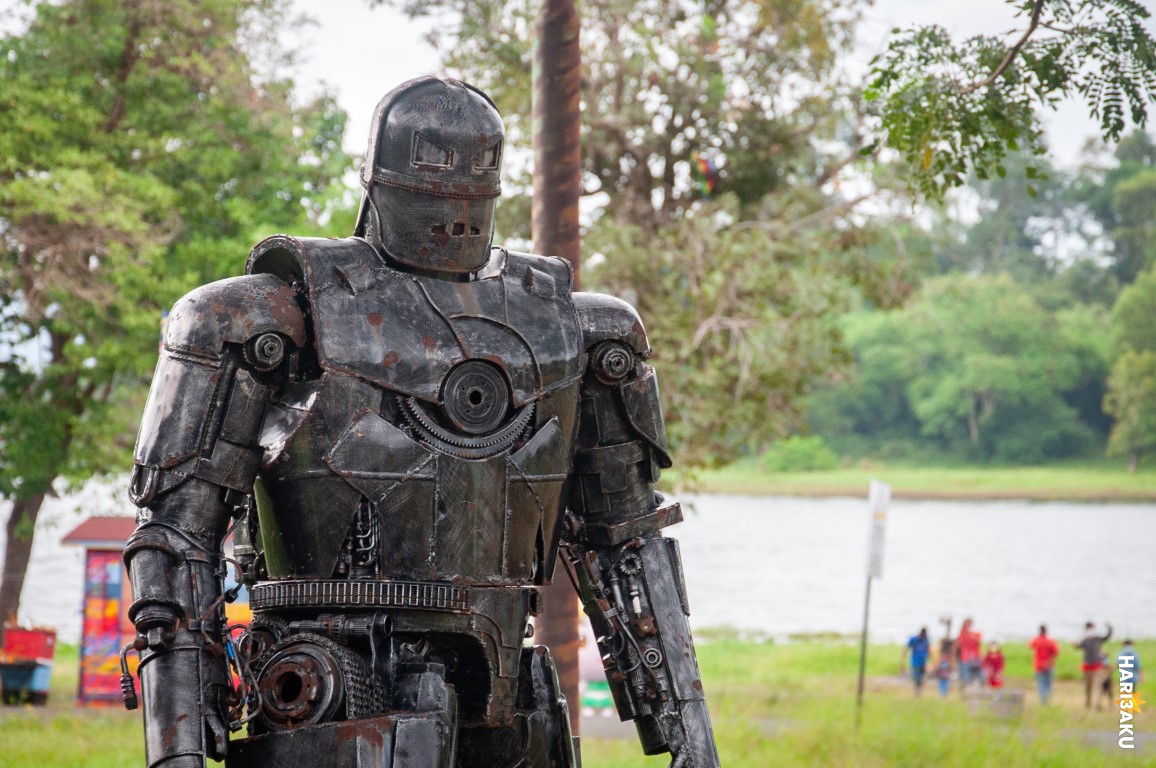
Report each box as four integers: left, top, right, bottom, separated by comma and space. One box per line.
5, 487, 1155, 644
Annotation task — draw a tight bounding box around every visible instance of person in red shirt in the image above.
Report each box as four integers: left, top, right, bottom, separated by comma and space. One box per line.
956, 618, 983, 691
983, 642, 1006, 688
1029, 624, 1060, 704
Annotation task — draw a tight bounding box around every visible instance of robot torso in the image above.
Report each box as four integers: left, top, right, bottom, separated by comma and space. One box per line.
247, 236, 585, 588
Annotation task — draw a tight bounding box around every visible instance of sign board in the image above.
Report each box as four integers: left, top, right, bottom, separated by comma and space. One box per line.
866, 479, 891, 579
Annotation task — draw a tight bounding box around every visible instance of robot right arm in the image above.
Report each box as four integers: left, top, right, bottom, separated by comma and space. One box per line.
125, 274, 307, 768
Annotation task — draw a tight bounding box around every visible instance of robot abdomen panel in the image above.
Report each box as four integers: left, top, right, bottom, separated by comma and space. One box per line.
258, 476, 362, 579
258, 375, 385, 579
432, 455, 508, 582
326, 410, 438, 581
504, 418, 568, 582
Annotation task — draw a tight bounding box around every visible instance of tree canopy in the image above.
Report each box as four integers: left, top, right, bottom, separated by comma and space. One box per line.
867, 0, 1156, 201
0, 0, 349, 624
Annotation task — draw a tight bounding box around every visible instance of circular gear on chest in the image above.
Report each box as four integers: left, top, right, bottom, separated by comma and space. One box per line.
441, 360, 511, 434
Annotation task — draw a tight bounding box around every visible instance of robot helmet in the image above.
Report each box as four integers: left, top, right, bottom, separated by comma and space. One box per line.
356, 76, 504, 274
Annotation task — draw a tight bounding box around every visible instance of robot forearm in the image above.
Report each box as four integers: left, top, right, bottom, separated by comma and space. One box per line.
574, 531, 720, 767
125, 481, 237, 767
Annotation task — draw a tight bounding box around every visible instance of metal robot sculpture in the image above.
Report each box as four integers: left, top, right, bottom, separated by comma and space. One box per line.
123, 76, 720, 768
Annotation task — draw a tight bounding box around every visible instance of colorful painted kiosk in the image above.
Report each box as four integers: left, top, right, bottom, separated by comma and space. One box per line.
62, 516, 139, 705
62, 517, 251, 705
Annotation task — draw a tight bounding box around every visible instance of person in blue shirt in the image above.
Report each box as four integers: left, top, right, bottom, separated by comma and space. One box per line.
904, 627, 932, 696
1119, 639, 1143, 686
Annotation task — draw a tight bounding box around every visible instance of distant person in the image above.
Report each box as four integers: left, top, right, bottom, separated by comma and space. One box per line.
1029, 625, 1060, 704
1098, 651, 1114, 710
904, 627, 931, 696
1074, 620, 1113, 710
956, 618, 983, 692
982, 642, 1006, 689
934, 643, 953, 698
1119, 639, 1143, 686
935, 617, 955, 698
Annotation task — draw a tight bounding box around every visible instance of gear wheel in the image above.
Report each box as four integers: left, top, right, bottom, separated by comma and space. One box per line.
400, 395, 534, 459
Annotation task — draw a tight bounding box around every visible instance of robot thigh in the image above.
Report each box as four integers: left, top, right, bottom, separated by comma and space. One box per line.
455, 646, 578, 768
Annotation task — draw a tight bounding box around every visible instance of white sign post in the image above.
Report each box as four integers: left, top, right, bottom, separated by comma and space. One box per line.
856, 479, 891, 728
866, 479, 891, 578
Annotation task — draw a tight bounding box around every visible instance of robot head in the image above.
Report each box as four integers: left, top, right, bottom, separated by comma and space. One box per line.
355, 76, 504, 274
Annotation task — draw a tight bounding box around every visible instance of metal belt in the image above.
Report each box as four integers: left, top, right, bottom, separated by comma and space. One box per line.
250, 579, 472, 613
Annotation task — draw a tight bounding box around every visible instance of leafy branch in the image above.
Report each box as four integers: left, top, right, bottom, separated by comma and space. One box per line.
866, 0, 1156, 201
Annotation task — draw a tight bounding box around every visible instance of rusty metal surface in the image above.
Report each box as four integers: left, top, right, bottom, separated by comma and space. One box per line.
124, 72, 717, 767
354, 78, 503, 274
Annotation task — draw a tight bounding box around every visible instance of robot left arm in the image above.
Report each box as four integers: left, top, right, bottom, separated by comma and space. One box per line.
567, 294, 720, 768
125, 273, 307, 768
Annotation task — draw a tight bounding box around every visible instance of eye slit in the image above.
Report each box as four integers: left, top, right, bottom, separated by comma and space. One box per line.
413, 133, 453, 167
475, 140, 502, 170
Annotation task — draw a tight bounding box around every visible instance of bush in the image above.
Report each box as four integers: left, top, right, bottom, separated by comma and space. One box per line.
761, 436, 839, 472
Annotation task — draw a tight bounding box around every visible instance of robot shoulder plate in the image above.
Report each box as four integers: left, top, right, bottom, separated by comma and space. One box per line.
573, 291, 651, 356
164, 273, 307, 360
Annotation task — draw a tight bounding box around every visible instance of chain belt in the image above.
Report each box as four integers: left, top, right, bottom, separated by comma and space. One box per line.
250, 579, 474, 613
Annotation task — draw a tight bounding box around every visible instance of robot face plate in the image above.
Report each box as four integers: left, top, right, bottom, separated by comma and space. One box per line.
358, 77, 504, 274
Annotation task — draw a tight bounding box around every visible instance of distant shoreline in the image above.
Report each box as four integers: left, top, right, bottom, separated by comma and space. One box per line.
671, 461, 1156, 503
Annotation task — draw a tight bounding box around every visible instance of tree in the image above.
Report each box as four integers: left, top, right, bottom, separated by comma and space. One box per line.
1103, 265, 1156, 470
1103, 350, 1156, 471
867, 0, 1156, 201
1112, 263, 1156, 351
809, 275, 1107, 462
1069, 130, 1156, 287
928, 153, 1071, 281
0, 0, 349, 626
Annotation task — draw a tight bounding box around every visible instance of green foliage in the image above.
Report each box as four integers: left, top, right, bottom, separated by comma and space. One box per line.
809, 276, 1108, 463
867, 0, 1156, 201
689, 457, 1156, 500
1103, 349, 1156, 469
395, 0, 862, 233
931, 153, 1076, 282
0, 0, 349, 498
0, 0, 350, 621
583, 193, 879, 467
1070, 130, 1156, 285
760, 435, 839, 472
1104, 266, 1156, 468
1112, 262, 1156, 354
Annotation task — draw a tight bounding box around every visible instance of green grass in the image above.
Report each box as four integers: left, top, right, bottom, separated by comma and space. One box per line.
584, 636, 1156, 767
0, 644, 143, 768
3, 640, 1152, 766
677, 457, 1156, 501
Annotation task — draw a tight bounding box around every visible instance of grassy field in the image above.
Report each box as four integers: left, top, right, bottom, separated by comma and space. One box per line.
677, 457, 1156, 501
2, 639, 1151, 767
